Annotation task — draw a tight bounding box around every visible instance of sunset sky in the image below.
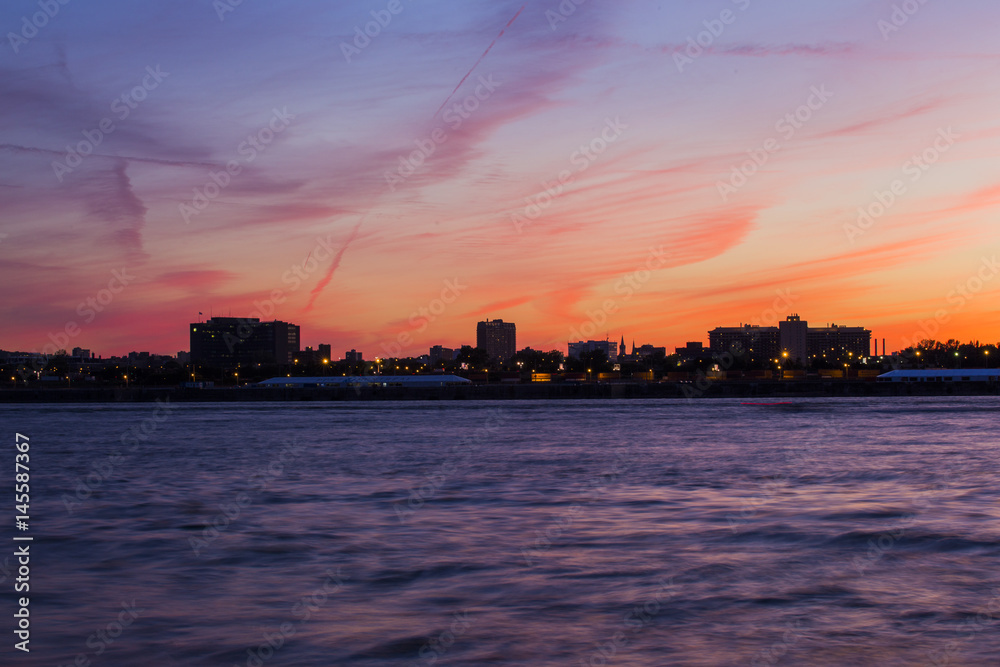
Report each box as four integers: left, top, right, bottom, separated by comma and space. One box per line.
2, 0, 999, 358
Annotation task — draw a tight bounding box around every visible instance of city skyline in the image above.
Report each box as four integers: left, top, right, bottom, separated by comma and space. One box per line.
3, 308, 952, 364
2, 2, 999, 360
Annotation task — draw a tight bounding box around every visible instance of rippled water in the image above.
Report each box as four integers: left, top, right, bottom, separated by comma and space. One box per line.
3, 397, 1000, 666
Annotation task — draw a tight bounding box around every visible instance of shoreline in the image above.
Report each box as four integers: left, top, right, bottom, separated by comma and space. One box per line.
2, 380, 999, 403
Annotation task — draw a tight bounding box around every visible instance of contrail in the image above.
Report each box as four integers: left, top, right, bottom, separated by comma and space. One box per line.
432, 4, 525, 119
0, 143, 216, 169
304, 6, 524, 311
303, 219, 364, 312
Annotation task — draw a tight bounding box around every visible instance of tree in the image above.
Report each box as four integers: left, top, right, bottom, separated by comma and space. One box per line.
455, 346, 491, 370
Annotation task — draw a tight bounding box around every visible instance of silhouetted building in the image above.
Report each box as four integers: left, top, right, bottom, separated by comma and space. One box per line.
190, 317, 300, 368
710, 317, 871, 365
675, 342, 706, 362
780, 315, 809, 364
709, 325, 781, 364
318, 344, 331, 362
807, 323, 872, 362
477, 319, 516, 361
568, 339, 618, 360
346, 349, 363, 364
72, 347, 91, 359
429, 346, 454, 364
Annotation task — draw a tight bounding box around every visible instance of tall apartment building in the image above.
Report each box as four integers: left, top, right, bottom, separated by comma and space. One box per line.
477, 319, 516, 361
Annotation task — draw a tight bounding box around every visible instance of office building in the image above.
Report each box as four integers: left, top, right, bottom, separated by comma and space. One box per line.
190, 317, 300, 367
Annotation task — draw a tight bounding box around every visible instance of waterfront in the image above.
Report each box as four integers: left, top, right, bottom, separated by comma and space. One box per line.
4, 397, 1000, 665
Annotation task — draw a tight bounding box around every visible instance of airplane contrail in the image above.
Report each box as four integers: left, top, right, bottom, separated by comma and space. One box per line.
432, 4, 525, 119
303, 219, 364, 312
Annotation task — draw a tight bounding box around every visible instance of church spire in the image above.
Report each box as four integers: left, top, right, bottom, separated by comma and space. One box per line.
620, 335, 626, 361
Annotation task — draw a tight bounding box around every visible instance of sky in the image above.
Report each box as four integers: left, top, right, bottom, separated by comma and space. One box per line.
2, 0, 999, 358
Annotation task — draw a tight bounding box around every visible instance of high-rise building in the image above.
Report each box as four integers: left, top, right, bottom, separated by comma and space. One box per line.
779, 315, 809, 364
345, 349, 363, 364
477, 319, 516, 360
190, 317, 300, 367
